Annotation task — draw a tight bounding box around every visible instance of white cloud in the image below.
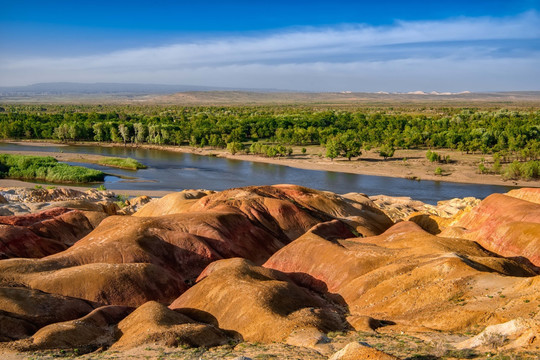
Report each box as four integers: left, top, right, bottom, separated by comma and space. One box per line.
1, 11, 539, 90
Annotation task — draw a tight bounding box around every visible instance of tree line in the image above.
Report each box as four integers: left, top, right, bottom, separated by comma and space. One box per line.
0, 105, 538, 161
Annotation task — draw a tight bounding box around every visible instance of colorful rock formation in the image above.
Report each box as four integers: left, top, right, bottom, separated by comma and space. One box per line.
170, 258, 346, 343
0, 184, 538, 358
0, 208, 97, 259
265, 221, 539, 332
441, 192, 540, 267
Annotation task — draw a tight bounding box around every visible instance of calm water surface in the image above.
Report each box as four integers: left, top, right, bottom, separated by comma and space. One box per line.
0, 143, 517, 205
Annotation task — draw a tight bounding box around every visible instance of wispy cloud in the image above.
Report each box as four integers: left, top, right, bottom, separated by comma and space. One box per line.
1, 12, 539, 91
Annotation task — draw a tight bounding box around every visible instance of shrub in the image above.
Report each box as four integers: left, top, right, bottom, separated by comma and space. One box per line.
478, 162, 488, 174
493, 157, 502, 173
427, 150, 450, 163
503, 161, 522, 180
522, 161, 539, 180
501, 160, 539, 180
426, 150, 440, 162
480, 332, 507, 350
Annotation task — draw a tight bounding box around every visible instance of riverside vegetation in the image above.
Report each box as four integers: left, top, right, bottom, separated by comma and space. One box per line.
97, 157, 147, 170
0, 104, 539, 180
0, 154, 104, 183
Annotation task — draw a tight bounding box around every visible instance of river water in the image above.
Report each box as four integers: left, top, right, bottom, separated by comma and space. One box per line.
0, 142, 517, 204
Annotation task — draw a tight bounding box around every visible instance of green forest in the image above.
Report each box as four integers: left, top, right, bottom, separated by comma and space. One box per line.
0, 104, 539, 179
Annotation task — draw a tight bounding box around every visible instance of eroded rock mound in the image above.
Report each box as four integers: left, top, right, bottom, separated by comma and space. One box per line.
0, 185, 392, 307
134, 190, 212, 217
0, 209, 289, 306
456, 318, 540, 351
185, 185, 392, 238
0, 208, 96, 259
0, 187, 116, 204
369, 193, 480, 229
116, 195, 152, 215
0, 287, 97, 342
23, 305, 132, 351
266, 221, 539, 332
0, 259, 184, 308
441, 193, 540, 266
170, 258, 347, 343
506, 187, 540, 204
113, 301, 228, 349
0, 187, 119, 218
1, 185, 537, 356
329, 342, 400, 360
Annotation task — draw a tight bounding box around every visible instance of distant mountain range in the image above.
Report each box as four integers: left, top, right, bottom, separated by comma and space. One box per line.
0, 82, 245, 96
0, 82, 539, 104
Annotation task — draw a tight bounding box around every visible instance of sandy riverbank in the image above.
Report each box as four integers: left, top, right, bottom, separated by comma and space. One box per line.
1, 140, 539, 188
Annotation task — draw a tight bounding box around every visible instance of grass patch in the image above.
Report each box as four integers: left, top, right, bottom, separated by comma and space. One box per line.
0, 154, 104, 183
97, 157, 147, 170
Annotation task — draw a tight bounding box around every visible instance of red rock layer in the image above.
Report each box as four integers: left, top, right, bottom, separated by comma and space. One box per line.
0, 208, 95, 259
441, 193, 540, 266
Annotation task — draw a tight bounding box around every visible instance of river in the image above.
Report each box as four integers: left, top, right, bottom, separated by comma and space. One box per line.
0, 142, 517, 204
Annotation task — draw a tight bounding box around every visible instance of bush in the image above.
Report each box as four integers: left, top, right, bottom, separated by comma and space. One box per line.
478, 162, 488, 174
502, 160, 539, 180
503, 161, 523, 180
493, 158, 502, 173
426, 150, 440, 162
480, 332, 507, 350
249, 143, 289, 158
427, 150, 450, 163
522, 161, 539, 180
434, 167, 443, 176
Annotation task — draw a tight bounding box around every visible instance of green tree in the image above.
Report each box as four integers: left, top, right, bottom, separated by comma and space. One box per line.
379, 144, 395, 160
118, 123, 129, 145
493, 153, 502, 173
287, 147, 293, 156
341, 138, 362, 160
92, 123, 104, 142
54, 123, 70, 142
266, 146, 278, 157
110, 126, 122, 143
68, 124, 78, 141
226, 141, 244, 155
325, 138, 339, 160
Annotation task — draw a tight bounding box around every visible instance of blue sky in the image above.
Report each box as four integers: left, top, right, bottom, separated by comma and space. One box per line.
1, 0, 539, 91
